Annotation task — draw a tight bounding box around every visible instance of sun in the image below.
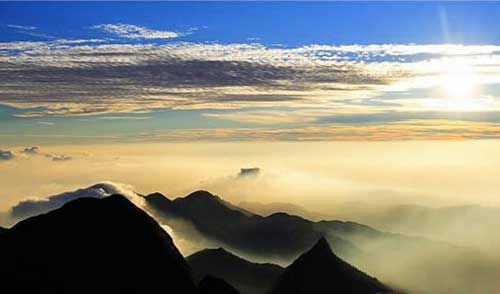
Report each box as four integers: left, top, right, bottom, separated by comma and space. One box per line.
420, 61, 486, 111
441, 62, 477, 100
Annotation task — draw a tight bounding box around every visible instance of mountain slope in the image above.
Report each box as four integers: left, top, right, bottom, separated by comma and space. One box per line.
272, 238, 391, 294
199, 275, 240, 294
188, 247, 283, 294
0, 195, 198, 294
144, 191, 358, 260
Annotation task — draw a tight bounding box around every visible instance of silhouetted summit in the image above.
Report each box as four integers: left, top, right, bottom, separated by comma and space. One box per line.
199, 275, 240, 294
0, 194, 198, 294
188, 247, 283, 294
272, 237, 391, 294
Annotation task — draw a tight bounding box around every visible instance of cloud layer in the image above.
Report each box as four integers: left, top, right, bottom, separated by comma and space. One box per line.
2, 23, 500, 140
6, 38, 500, 118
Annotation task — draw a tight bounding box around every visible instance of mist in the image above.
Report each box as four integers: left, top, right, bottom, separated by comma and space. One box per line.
2, 140, 500, 293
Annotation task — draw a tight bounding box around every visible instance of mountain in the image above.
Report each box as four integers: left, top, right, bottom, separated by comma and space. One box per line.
188, 247, 283, 294
0, 195, 198, 294
145, 190, 500, 293
198, 275, 240, 294
144, 190, 358, 260
272, 238, 391, 294
239, 201, 331, 221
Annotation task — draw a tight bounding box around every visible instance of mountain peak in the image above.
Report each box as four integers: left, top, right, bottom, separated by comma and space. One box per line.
0, 194, 198, 294
272, 237, 390, 294
310, 236, 331, 253
185, 190, 219, 200
145, 192, 170, 202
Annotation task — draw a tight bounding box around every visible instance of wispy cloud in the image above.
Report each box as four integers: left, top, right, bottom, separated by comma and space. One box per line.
6, 24, 37, 30
148, 120, 500, 141
92, 23, 180, 39
97, 116, 151, 120
46, 154, 72, 162
37, 121, 55, 126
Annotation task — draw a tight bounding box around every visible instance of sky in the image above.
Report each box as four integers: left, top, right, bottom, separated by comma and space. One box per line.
1, 2, 500, 213
1, 2, 500, 144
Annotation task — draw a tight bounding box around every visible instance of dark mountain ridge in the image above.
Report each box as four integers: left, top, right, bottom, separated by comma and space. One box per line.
144, 190, 358, 259
188, 247, 283, 294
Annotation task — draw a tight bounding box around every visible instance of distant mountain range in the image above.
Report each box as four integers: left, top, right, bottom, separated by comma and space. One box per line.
0, 193, 391, 294
240, 199, 500, 257
343, 204, 500, 251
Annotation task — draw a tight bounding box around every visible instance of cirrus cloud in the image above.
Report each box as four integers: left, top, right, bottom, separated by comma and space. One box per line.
92, 23, 180, 39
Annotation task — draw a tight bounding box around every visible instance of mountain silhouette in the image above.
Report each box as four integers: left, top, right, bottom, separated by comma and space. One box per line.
144, 191, 358, 259
0, 226, 5, 233
272, 237, 391, 294
198, 275, 240, 294
188, 247, 283, 294
0, 195, 198, 294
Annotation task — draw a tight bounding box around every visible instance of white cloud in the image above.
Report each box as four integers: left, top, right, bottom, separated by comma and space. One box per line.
92, 23, 180, 39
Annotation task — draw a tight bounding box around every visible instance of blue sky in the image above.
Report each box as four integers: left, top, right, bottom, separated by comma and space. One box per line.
2, 2, 500, 145
2, 2, 500, 45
